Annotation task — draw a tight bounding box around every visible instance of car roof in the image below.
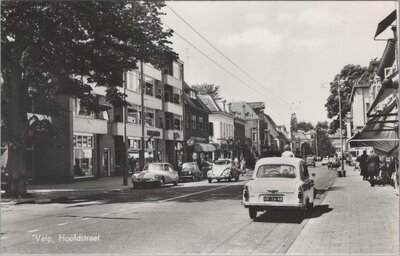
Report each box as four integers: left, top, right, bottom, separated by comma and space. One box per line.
255, 157, 303, 166
216, 159, 231, 161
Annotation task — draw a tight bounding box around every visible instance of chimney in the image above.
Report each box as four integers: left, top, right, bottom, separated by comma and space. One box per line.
242, 104, 246, 119
222, 100, 226, 112
227, 103, 231, 114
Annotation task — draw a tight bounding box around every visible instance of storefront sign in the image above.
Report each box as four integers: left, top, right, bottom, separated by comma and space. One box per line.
147, 130, 161, 137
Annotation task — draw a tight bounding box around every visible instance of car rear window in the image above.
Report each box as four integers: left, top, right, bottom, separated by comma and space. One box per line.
256, 164, 296, 178
214, 160, 230, 165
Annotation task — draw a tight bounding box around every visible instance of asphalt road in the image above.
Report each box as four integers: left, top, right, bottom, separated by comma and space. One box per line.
1, 163, 336, 254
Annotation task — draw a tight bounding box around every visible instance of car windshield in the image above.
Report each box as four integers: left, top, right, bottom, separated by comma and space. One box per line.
256, 164, 296, 178
214, 160, 230, 165
307, 157, 313, 161
182, 163, 196, 170
147, 163, 165, 172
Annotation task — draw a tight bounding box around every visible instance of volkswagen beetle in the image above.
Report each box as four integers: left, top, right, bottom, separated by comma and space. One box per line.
207, 159, 239, 183
242, 157, 316, 219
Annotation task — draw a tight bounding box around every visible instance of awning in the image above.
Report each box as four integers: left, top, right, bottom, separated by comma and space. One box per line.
374, 10, 396, 39
193, 143, 216, 153
349, 99, 398, 155
367, 74, 398, 117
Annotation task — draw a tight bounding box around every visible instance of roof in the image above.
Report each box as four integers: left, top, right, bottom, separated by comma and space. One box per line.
197, 94, 222, 112
183, 82, 211, 113
374, 10, 396, 39
254, 157, 303, 168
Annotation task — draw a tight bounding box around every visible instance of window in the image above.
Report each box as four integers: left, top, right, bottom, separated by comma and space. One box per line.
145, 108, 155, 127
198, 116, 204, 130
165, 118, 172, 130
191, 115, 197, 129
252, 131, 257, 142
73, 98, 93, 117
73, 134, 94, 177
127, 105, 141, 124
144, 76, 154, 96
172, 62, 182, 80
146, 139, 155, 150
174, 116, 182, 130
186, 115, 190, 129
208, 123, 214, 136
126, 71, 140, 92
173, 88, 181, 105
256, 165, 296, 178
129, 138, 141, 149
189, 90, 196, 99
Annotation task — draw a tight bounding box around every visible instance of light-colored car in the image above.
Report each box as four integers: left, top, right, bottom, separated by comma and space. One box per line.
306, 156, 316, 167
131, 162, 179, 189
242, 157, 316, 220
321, 157, 329, 165
207, 159, 240, 183
179, 162, 203, 182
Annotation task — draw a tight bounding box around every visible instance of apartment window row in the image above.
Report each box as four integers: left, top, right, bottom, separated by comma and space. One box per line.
165, 87, 182, 105
125, 71, 156, 97
222, 122, 233, 139
185, 114, 205, 131
128, 138, 155, 150
126, 105, 155, 127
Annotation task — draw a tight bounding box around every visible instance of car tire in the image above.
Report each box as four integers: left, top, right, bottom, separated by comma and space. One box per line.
228, 175, 232, 182
192, 175, 196, 182
173, 180, 178, 186
235, 176, 239, 182
217, 179, 221, 182
249, 208, 257, 220
208, 178, 212, 183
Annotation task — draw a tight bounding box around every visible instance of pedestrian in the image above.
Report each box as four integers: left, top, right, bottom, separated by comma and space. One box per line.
281, 145, 294, 158
129, 156, 136, 173
357, 150, 368, 180
240, 158, 246, 176
366, 153, 380, 186
234, 156, 239, 168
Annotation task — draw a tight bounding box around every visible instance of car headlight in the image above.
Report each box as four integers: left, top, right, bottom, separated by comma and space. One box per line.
188, 171, 192, 175
154, 174, 160, 179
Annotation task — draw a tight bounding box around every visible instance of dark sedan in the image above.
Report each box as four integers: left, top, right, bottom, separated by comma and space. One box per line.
179, 162, 203, 182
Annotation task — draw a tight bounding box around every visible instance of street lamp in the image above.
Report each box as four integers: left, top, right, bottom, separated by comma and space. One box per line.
338, 79, 346, 177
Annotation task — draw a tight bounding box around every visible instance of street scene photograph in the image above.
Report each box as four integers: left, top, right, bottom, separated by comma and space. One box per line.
1, 0, 399, 255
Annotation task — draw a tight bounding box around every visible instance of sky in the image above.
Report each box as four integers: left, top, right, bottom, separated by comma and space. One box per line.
160, 1, 396, 129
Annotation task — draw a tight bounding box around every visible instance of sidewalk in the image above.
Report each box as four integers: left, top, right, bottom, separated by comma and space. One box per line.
287, 167, 399, 254
1, 176, 131, 204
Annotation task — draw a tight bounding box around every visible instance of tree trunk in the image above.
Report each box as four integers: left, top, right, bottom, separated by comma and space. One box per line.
4, 61, 28, 197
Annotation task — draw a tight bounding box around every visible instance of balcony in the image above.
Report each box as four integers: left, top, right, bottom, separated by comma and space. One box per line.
124, 89, 162, 110
73, 116, 108, 134
111, 122, 163, 139
163, 74, 182, 89
142, 64, 162, 81
164, 130, 183, 141
164, 102, 183, 115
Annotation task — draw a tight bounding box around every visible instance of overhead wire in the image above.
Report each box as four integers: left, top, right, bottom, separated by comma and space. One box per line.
163, 23, 287, 108
165, 4, 292, 107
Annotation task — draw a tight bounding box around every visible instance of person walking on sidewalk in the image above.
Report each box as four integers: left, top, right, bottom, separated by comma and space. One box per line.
357, 150, 368, 180
367, 153, 380, 186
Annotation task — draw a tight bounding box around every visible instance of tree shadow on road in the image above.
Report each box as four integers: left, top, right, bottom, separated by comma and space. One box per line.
254, 204, 333, 224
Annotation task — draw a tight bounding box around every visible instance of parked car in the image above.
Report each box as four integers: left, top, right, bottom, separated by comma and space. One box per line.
207, 159, 240, 183
321, 157, 329, 165
200, 161, 213, 178
306, 156, 316, 167
131, 162, 179, 189
242, 157, 316, 220
179, 162, 203, 182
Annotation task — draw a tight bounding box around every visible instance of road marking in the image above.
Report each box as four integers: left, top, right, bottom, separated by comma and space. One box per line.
27, 229, 39, 233
118, 209, 126, 211
100, 213, 111, 216
57, 222, 67, 226
1, 236, 8, 240
81, 218, 89, 221
158, 183, 242, 203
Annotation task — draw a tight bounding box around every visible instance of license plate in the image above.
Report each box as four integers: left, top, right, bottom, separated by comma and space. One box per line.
264, 196, 283, 202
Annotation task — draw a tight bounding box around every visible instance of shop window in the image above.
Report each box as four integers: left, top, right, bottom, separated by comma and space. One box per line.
191, 115, 197, 129
129, 138, 141, 149
146, 139, 155, 150
198, 116, 204, 130
73, 134, 94, 177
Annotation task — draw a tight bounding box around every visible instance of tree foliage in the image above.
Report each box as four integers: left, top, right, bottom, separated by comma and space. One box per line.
191, 83, 221, 100
1, 1, 177, 196
315, 121, 336, 157
297, 121, 314, 132
324, 64, 366, 133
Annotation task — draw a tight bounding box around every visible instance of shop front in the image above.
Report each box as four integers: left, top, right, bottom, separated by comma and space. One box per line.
73, 133, 94, 178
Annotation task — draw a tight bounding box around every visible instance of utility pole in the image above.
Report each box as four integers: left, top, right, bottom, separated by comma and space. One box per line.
315, 129, 318, 159
140, 61, 145, 173
396, 2, 400, 190
122, 73, 128, 185
338, 82, 345, 177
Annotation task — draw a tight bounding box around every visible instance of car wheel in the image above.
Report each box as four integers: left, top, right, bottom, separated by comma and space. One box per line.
235, 175, 239, 182
159, 177, 165, 187
228, 175, 232, 182
208, 178, 212, 183
192, 175, 196, 182
173, 180, 178, 186
249, 207, 257, 220
217, 179, 221, 182
133, 183, 139, 189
